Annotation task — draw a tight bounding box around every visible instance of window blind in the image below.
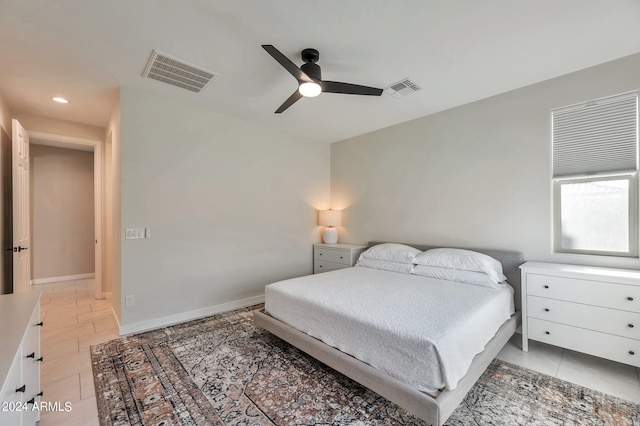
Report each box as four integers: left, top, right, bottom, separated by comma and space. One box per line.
552, 91, 638, 177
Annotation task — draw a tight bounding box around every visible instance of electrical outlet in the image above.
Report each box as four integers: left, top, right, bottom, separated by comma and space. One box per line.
125, 228, 145, 239
125, 295, 135, 307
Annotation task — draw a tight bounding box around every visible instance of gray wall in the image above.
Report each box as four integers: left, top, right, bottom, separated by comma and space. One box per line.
331, 52, 640, 270
119, 88, 330, 328
31, 145, 95, 279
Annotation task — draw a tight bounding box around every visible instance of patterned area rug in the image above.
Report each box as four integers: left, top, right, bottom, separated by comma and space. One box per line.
91, 305, 639, 425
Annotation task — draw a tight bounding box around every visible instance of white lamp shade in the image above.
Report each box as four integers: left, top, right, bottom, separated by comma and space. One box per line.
318, 209, 342, 227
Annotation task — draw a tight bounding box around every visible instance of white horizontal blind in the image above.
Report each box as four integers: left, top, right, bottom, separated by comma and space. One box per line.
552, 91, 638, 177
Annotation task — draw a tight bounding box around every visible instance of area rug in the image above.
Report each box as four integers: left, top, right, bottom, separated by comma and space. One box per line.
91, 305, 639, 425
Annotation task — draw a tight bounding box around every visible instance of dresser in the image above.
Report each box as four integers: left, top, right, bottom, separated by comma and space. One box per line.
520, 262, 640, 367
313, 243, 366, 274
0, 290, 43, 426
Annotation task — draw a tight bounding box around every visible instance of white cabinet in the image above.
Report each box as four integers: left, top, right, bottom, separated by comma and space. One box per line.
0, 290, 42, 425
313, 243, 366, 274
521, 262, 640, 367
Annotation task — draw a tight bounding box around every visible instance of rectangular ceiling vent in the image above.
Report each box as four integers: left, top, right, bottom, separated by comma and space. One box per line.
142, 50, 219, 94
387, 78, 422, 98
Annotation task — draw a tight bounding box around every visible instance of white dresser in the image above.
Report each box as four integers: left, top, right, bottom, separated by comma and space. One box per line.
313, 243, 366, 274
0, 290, 43, 426
520, 262, 640, 367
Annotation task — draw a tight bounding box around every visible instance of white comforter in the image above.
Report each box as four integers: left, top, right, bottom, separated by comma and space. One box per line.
265, 266, 514, 392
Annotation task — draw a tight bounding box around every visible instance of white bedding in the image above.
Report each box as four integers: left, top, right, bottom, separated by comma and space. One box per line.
265, 266, 514, 392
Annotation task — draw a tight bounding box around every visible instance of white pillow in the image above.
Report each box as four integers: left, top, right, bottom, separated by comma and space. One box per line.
359, 243, 421, 263
412, 265, 503, 289
356, 258, 414, 274
413, 248, 506, 283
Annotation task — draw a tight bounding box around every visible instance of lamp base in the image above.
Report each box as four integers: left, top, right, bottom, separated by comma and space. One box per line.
323, 227, 338, 244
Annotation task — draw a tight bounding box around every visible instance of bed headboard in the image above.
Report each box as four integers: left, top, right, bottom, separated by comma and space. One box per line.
368, 241, 524, 312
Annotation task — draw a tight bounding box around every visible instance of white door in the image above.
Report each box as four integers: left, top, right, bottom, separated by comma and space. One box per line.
12, 119, 30, 293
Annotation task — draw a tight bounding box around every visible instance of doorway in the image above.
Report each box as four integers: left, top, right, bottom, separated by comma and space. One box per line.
29, 131, 103, 298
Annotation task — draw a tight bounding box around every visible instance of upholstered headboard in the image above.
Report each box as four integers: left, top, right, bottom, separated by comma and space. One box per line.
367, 241, 524, 312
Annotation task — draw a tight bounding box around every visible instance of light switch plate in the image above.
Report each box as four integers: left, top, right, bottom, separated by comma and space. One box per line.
125, 228, 145, 239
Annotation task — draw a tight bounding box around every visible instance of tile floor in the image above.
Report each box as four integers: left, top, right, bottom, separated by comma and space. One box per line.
35, 279, 640, 425
37, 279, 117, 426
497, 334, 640, 403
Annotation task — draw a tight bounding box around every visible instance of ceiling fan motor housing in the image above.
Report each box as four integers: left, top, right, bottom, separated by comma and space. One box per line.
301, 48, 321, 81
301, 62, 321, 81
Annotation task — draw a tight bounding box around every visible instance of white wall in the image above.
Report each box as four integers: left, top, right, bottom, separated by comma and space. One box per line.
30, 145, 94, 280
14, 114, 104, 141
331, 52, 640, 270
119, 88, 329, 330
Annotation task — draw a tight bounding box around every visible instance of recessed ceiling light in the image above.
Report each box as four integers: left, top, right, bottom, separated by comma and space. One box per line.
52, 97, 69, 104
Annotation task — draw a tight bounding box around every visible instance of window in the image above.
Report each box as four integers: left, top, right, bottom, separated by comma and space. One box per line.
552, 91, 639, 257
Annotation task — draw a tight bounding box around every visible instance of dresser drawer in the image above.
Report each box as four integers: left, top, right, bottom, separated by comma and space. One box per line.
528, 318, 640, 367
313, 260, 348, 274
314, 248, 351, 265
527, 273, 640, 313
527, 296, 640, 340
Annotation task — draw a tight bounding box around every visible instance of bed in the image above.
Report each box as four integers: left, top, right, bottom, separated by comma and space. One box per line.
253, 242, 523, 425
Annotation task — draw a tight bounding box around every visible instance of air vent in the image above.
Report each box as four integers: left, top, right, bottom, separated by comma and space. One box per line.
142, 50, 218, 94
387, 78, 421, 98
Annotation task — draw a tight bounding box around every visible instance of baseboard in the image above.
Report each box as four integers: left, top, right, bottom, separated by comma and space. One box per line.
31, 273, 95, 285
118, 295, 265, 336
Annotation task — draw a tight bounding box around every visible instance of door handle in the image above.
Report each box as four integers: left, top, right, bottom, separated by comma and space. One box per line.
8, 246, 28, 252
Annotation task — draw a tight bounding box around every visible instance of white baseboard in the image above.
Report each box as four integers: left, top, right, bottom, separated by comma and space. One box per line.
31, 273, 95, 285
118, 295, 265, 336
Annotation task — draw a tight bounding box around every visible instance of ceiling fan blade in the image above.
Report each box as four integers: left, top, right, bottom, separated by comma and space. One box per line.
275, 90, 303, 114
322, 81, 383, 96
262, 45, 312, 83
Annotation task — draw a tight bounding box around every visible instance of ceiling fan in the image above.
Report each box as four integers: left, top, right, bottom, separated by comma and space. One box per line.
262, 44, 383, 113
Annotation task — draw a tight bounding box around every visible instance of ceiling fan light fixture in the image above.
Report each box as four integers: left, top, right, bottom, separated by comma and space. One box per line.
298, 81, 321, 97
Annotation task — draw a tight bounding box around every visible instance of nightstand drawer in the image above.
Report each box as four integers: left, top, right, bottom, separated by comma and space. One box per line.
527, 295, 640, 340
313, 260, 348, 274
528, 318, 640, 367
314, 248, 351, 265
527, 273, 640, 313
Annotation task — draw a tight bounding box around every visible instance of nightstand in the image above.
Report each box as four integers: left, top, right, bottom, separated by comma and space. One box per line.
313, 243, 366, 274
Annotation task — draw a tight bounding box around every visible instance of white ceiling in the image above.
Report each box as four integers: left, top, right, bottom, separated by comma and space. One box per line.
1, 0, 640, 143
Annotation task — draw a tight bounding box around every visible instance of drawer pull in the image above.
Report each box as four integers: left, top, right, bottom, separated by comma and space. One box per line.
544, 308, 550, 312
629, 324, 635, 328
543, 285, 549, 289
26, 352, 35, 359
36, 321, 43, 327
37, 356, 43, 362
545, 331, 550, 335
16, 385, 25, 393
37, 392, 43, 397
339, 256, 344, 259
630, 351, 636, 356
628, 297, 634, 301
27, 398, 34, 405
318, 253, 322, 256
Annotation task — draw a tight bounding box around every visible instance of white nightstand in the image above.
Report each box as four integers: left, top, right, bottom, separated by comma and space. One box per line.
520, 261, 640, 367
313, 243, 366, 274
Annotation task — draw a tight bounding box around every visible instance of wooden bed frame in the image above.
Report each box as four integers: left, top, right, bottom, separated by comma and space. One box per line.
253, 242, 523, 425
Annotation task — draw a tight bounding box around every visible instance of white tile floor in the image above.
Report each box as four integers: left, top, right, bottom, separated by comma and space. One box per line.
36, 279, 117, 426
497, 334, 640, 403
35, 281, 640, 425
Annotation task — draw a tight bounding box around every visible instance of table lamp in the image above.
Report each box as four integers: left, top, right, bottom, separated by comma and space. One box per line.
318, 209, 342, 244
